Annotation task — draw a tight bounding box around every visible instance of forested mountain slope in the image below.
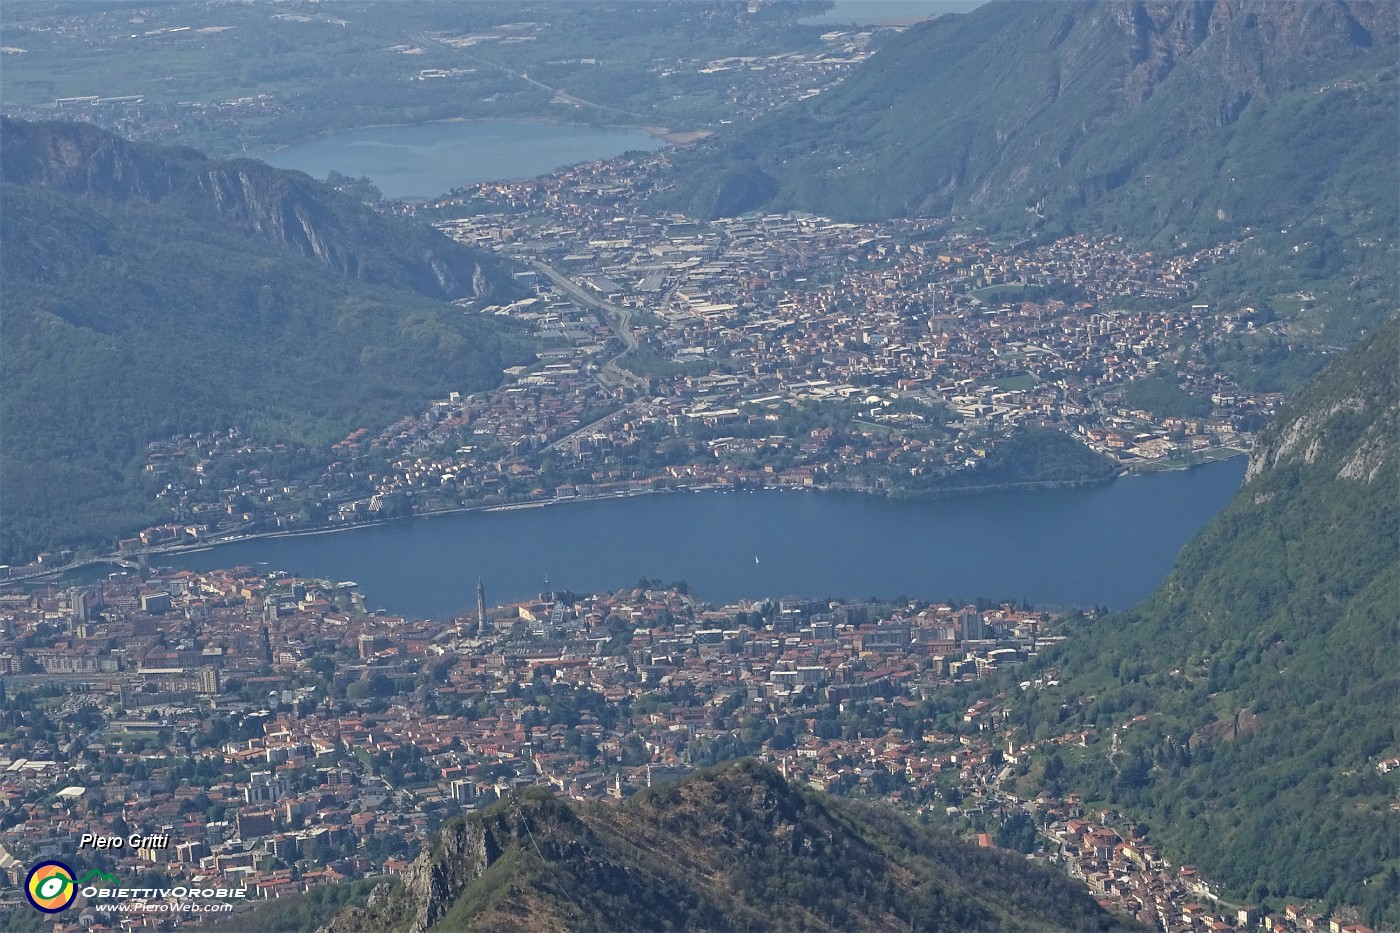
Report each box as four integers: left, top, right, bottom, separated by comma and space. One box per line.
2, 118, 515, 301
1011, 316, 1400, 922
0, 120, 525, 564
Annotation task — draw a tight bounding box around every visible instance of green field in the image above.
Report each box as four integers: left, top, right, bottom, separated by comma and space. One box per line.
992, 373, 1037, 391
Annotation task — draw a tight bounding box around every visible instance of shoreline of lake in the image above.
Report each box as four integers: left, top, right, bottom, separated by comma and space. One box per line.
257, 115, 697, 159
256, 117, 669, 199
155, 457, 1248, 617
25, 451, 1245, 593
114, 452, 1242, 567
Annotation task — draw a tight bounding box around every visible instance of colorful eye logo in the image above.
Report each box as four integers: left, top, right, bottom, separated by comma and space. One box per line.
25, 860, 77, 913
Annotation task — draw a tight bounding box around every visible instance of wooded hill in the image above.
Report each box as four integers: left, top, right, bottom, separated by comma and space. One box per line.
0, 119, 526, 564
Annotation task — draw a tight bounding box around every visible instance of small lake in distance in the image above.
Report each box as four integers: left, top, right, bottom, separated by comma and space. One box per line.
259, 119, 666, 199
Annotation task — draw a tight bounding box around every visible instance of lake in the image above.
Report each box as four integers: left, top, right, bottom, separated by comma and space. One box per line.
164, 458, 1246, 619
801, 0, 985, 26
210, 117, 1246, 622
259, 120, 667, 200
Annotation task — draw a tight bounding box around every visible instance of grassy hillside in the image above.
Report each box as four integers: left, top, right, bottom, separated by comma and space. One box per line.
1006, 316, 1400, 923
322, 760, 1138, 933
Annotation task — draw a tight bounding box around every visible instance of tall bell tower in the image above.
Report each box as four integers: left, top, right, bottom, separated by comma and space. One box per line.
476, 578, 487, 636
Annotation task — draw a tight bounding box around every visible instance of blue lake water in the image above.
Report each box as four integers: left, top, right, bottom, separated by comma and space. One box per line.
164, 458, 1246, 620
259, 119, 666, 199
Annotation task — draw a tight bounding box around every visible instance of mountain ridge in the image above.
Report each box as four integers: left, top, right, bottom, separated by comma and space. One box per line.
314, 759, 1138, 933
661, 0, 1398, 240
1, 117, 513, 303
0, 120, 527, 564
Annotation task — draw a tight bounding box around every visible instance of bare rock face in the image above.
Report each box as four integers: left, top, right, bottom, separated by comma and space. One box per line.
315, 805, 551, 933
314, 822, 496, 933
1019, 0, 1399, 151
1187, 707, 1262, 750
1243, 319, 1398, 487
1336, 427, 1393, 484
401, 819, 495, 933
1244, 397, 1368, 482
364, 882, 392, 911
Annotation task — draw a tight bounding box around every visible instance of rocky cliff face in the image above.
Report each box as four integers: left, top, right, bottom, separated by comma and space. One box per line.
314, 829, 483, 933
398, 819, 495, 933
1244, 317, 1398, 484
1104, 0, 1395, 117
0, 117, 510, 302
315, 800, 555, 933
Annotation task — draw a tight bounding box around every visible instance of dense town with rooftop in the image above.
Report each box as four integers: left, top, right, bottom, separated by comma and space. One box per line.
2, 147, 1287, 574
0, 567, 1383, 931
